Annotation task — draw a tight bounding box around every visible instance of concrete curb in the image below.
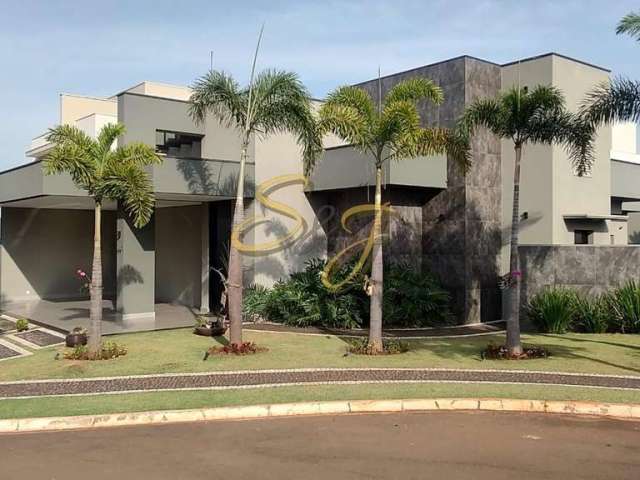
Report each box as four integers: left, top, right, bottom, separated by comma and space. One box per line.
1, 397, 639, 434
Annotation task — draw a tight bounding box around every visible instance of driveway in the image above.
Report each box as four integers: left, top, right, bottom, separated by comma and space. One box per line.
2, 411, 639, 479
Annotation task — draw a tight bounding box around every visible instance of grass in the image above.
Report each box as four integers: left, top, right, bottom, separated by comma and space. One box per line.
0, 383, 638, 420
1, 328, 640, 381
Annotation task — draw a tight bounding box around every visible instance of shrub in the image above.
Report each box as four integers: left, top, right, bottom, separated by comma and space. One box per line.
527, 287, 578, 333
207, 342, 265, 356
608, 280, 640, 333
481, 343, 550, 360
244, 258, 367, 329
347, 338, 409, 355
15, 318, 29, 332
383, 262, 452, 327
573, 294, 610, 333
63, 341, 127, 360
243, 258, 451, 330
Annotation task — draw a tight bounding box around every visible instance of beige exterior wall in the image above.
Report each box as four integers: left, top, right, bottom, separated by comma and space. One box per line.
123, 81, 192, 101
75, 113, 118, 140
500, 55, 616, 275
501, 56, 554, 273
249, 132, 328, 287
59, 94, 117, 125
612, 122, 637, 154
551, 56, 612, 245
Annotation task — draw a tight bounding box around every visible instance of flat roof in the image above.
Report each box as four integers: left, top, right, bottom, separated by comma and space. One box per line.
502, 52, 610, 73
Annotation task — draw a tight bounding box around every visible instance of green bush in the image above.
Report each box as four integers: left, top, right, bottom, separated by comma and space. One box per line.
243, 257, 451, 329
15, 318, 29, 332
383, 262, 452, 327
244, 258, 366, 329
608, 280, 640, 333
573, 294, 610, 333
527, 287, 578, 333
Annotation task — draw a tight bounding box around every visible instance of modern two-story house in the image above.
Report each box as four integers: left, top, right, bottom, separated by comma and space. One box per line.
1, 52, 639, 333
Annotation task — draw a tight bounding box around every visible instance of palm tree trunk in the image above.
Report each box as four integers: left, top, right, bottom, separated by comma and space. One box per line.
368, 167, 384, 353
88, 200, 103, 355
506, 144, 523, 356
227, 138, 248, 345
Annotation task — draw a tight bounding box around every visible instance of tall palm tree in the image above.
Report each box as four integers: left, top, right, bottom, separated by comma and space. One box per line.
44, 123, 161, 354
581, 12, 640, 124
189, 62, 321, 346
459, 86, 594, 356
317, 78, 469, 354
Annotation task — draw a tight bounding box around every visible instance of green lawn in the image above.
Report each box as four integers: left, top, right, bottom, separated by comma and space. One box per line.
1, 328, 640, 381
0, 383, 638, 420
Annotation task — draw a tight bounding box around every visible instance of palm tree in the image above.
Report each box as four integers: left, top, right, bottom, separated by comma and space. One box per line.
459, 86, 594, 356
581, 12, 640, 124
189, 61, 321, 346
44, 123, 161, 354
317, 78, 469, 354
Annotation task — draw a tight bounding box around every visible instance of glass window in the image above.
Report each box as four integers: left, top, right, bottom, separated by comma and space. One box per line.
155, 130, 203, 158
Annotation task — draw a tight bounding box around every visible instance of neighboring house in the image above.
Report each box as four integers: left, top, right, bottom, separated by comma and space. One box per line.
1, 52, 639, 332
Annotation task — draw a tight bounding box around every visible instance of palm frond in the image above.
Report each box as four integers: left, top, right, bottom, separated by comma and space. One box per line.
318, 103, 370, 149
378, 100, 421, 151
617, 11, 640, 41
324, 86, 375, 124
580, 77, 640, 125
246, 70, 322, 176
46, 124, 94, 151
189, 70, 246, 128
108, 142, 161, 169
100, 164, 155, 228
96, 123, 125, 152
392, 127, 470, 171
43, 143, 96, 191
44, 125, 97, 191
457, 97, 504, 137
384, 78, 443, 106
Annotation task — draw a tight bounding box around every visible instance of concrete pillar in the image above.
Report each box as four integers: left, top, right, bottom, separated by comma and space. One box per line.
200, 202, 210, 313
116, 204, 155, 327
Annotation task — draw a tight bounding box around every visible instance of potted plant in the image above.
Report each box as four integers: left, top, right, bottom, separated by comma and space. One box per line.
66, 327, 88, 347
209, 317, 227, 337
193, 316, 228, 337
193, 316, 212, 337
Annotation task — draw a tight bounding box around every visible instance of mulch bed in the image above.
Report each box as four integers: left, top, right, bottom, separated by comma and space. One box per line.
0, 318, 16, 334
243, 321, 506, 338
1, 368, 639, 399
0, 343, 22, 360
14, 330, 64, 347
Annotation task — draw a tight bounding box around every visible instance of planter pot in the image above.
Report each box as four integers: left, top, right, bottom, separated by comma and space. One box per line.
194, 326, 213, 337
210, 325, 227, 337
66, 333, 88, 348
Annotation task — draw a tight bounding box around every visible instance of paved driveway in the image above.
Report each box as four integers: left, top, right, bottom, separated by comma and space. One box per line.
2, 411, 639, 479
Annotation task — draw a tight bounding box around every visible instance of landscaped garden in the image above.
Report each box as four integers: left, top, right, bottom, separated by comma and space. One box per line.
2, 328, 640, 382
0, 327, 639, 419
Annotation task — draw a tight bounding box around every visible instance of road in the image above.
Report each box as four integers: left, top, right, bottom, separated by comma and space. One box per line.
2, 411, 639, 479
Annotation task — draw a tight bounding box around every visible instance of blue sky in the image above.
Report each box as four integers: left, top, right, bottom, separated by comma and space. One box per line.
1, 0, 639, 169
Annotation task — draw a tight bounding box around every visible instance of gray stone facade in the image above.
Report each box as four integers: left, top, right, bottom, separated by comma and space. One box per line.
321, 56, 503, 324
519, 244, 640, 327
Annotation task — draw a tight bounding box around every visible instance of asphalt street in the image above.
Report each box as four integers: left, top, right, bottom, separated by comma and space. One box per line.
2, 411, 639, 479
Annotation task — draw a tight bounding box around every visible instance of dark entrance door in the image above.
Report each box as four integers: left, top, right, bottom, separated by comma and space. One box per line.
209, 200, 232, 312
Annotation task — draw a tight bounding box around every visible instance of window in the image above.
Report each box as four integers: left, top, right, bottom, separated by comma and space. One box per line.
574, 230, 593, 245
155, 130, 203, 158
